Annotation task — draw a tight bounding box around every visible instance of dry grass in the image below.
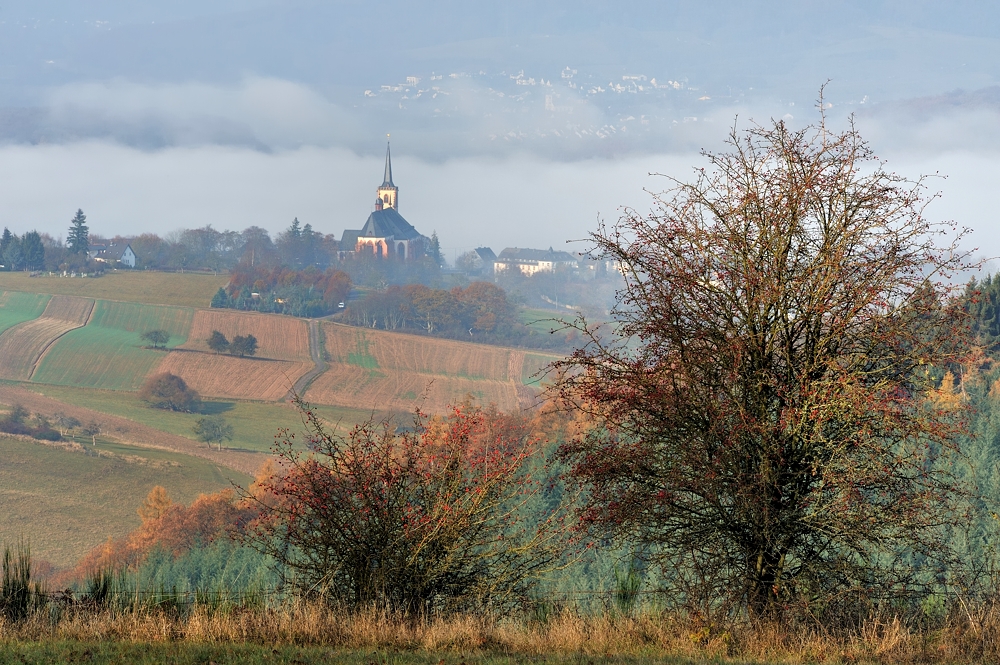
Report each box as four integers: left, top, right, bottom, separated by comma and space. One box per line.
181, 310, 311, 362
0, 272, 228, 308
0, 296, 94, 380
155, 352, 312, 402
2, 603, 1000, 663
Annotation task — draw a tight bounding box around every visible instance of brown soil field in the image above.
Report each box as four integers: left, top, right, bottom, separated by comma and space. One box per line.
0, 384, 267, 475
0, 296, 94, 381
305, 366, 533, 413
305, 324, 547, 413
323, 323, 516, 379
181, 309, 311, 361
155, 351, 313, 402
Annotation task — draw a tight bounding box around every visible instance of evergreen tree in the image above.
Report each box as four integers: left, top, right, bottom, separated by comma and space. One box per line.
21, 231, 44, 270
428, 231, 443, 267
67, 209, 89, 255
0, 228, 12, 269
210, 287, 230, 308
2, 236, 23, 271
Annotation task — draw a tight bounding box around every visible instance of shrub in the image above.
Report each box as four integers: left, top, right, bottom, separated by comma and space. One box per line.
139, 373, 201, 413
239, 398, 568, 614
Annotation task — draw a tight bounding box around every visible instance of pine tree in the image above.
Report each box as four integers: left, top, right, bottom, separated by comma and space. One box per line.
0, 228, 13, 271
429, 231, 443, 267
21, 231, 44, 270
67, 209, 89, 255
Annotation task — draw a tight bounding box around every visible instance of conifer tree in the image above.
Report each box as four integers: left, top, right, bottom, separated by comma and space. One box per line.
67, 209, 89, 255
21, 231, 44, 270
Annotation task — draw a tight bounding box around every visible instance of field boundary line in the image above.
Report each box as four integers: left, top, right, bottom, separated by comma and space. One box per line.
27, 298, 95, 380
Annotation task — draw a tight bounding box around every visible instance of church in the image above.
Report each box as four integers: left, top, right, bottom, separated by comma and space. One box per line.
340, 143, 428, 260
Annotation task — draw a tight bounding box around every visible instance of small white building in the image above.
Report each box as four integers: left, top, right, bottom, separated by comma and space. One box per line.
494, 247, 579, 276
95, 243, 137, 268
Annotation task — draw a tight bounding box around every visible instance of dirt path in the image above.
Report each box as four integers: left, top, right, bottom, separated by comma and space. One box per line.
287, 319, 326, 400
0, 384, 268, 477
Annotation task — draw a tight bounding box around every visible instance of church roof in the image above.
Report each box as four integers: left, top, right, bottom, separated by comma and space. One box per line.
381, 142, 394, 187
360, 208, 423, 241
339, 229, 361, 251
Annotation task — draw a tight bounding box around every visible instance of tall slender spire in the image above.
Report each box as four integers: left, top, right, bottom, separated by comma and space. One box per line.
382, 141, 394, 187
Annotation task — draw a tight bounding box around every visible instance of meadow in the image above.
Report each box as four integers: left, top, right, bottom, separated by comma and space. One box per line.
23, 385, 378, 453
33, 301, 194, 391
0, 271, 228, 308
0, 291, 49, 335
0, 435, 245, 568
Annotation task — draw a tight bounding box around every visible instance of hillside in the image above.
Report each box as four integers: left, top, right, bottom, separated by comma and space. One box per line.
0, 434, 246, 568
0, 271, 227, 308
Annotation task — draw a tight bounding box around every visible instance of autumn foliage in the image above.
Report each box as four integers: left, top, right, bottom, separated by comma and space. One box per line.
238, 398, 567, 613
554, 109, 978, 614
57, 487, 254, 585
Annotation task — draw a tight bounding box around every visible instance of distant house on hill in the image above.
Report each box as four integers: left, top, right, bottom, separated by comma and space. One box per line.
339, 142, 428, 260
494, 247, 579, 276
93, 243, 137, 268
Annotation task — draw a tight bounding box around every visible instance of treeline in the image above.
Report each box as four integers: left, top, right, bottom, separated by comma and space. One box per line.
0, 229, 46, 271
343, 282, 514, 335
213, 265, 352, 317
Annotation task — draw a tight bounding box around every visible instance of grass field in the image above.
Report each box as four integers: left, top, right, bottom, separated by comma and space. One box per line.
181, 309, 311, 362
0, 272, 228, 308
0, 291, 50, 335
33, 301, 194, 391
26, 385, 377, 453
305, 324, 557, 413
0, 296, 94, 381
0, 436, 246, 568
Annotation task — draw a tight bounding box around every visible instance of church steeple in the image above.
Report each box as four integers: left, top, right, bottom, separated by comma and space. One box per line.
376, 140, 398, 210
382, 142, 394, 186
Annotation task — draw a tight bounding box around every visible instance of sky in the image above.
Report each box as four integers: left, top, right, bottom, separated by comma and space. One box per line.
1, 1, 1000, 265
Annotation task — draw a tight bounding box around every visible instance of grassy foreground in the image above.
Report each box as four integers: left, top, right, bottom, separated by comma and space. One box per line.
0, 602, 997, 664
0, 643, 689, 665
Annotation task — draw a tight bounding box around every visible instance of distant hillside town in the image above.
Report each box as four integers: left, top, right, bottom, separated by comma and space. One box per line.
0, 141, 622, 327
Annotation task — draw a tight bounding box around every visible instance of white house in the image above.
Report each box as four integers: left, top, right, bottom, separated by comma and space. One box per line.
95, 243, 137, 268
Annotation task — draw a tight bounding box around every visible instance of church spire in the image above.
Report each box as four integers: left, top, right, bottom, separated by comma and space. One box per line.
382, 141, 394, 187
376, 139, 399, 211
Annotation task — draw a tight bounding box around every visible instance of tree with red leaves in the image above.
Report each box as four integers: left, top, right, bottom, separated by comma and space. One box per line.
239, 398, 566, 613
553, 108, 978, 614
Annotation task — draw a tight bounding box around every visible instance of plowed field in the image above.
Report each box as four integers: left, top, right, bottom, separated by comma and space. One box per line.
155, 352, 313, 401
33, 301, 194, 391
305, 324, 555, 413
181, 310, 310, 361
0, 296, 94, 380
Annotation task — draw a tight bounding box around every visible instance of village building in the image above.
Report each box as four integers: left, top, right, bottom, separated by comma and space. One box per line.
492, 247, 579, 276
340, 143, 427, 260
92, 242, 137, 268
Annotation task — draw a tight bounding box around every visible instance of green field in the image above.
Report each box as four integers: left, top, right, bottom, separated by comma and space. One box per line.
0, 291, 50, 334
0, 272, 227, 308
28, 385, 380, 453
33, 300, 194, 391
0, 436, 247, 568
